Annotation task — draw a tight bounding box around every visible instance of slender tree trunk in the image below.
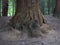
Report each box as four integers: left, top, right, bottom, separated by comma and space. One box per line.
12, 0, 16, 16
51, 0, 55, 14
2, 0, 8, 16
53, 0, 60, 17
0, 0, 1, 16
39, 0, 45, 15
48, 0, 50, 14
10, 0, 46, 30
0, 0, 2, 16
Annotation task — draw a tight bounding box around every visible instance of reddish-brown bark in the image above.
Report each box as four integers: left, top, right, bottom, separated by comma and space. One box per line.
53, 0, 60, 17
10, 0, 45, 29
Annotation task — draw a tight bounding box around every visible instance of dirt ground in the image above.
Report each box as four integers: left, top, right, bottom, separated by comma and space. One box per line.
0, 15, 60, 45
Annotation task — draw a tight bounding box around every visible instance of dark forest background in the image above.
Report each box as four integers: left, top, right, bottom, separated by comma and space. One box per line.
0, 0, 56, 16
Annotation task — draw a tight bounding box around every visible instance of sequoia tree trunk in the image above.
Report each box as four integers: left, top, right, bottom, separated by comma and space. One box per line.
53, 0, 60, 17
10, 0, 45, 30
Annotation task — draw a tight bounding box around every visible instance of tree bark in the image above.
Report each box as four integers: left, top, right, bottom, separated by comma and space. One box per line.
53, 0, 60, 17
10, 0, 46, 30
2, 0, 8, 16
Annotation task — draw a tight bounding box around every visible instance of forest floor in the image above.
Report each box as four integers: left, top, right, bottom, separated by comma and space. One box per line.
0, 15, 60, 45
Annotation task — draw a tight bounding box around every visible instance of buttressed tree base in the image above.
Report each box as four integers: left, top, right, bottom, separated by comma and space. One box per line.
10, 0, 52, 37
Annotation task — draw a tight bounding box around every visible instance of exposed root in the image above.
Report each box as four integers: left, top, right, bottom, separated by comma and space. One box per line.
2, 28, 22, 41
